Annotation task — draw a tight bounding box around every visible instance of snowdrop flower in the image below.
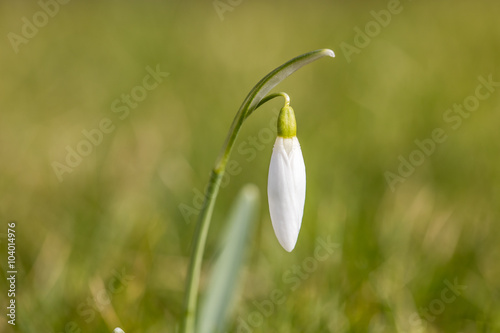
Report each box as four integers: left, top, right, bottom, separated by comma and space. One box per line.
268, 104, 306, 252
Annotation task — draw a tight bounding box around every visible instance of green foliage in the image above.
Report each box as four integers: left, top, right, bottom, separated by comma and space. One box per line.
197, 184, 259, 333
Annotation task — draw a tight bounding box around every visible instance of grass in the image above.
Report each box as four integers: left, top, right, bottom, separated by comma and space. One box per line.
0, 0, 499, 332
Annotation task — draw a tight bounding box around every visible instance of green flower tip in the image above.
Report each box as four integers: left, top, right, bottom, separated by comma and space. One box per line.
277, 105, 297, 138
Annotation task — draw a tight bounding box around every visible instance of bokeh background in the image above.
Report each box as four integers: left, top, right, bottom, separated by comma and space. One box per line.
1, 0, 499, 332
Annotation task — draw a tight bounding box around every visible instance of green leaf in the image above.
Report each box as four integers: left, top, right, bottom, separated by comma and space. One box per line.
215, 48, 335, 171
196, 184, 260, 333
243, 48, 335, 116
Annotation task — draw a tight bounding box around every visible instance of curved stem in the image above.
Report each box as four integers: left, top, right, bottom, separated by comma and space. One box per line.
213, 49, 334, 174
248, 92, 290, 119
179, 49, 334, 333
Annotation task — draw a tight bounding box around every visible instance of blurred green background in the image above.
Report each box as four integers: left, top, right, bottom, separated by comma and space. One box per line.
1, 0, 499, 332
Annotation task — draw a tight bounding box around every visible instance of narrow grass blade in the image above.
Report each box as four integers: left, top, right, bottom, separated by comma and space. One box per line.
196, 184, 260, 333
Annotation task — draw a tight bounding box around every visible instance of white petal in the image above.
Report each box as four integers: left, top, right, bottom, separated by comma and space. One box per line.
268, 137, 306, 252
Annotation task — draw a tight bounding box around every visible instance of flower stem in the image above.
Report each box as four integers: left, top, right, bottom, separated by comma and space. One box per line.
180, 169, 223, 333
249, 92, 290, 118
179, 49, 335, 333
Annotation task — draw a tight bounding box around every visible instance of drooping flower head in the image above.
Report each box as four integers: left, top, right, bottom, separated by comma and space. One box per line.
267, 104, 306, 252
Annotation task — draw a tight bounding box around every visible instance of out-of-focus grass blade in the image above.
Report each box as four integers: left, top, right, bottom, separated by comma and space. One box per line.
196, 184, 260, 333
